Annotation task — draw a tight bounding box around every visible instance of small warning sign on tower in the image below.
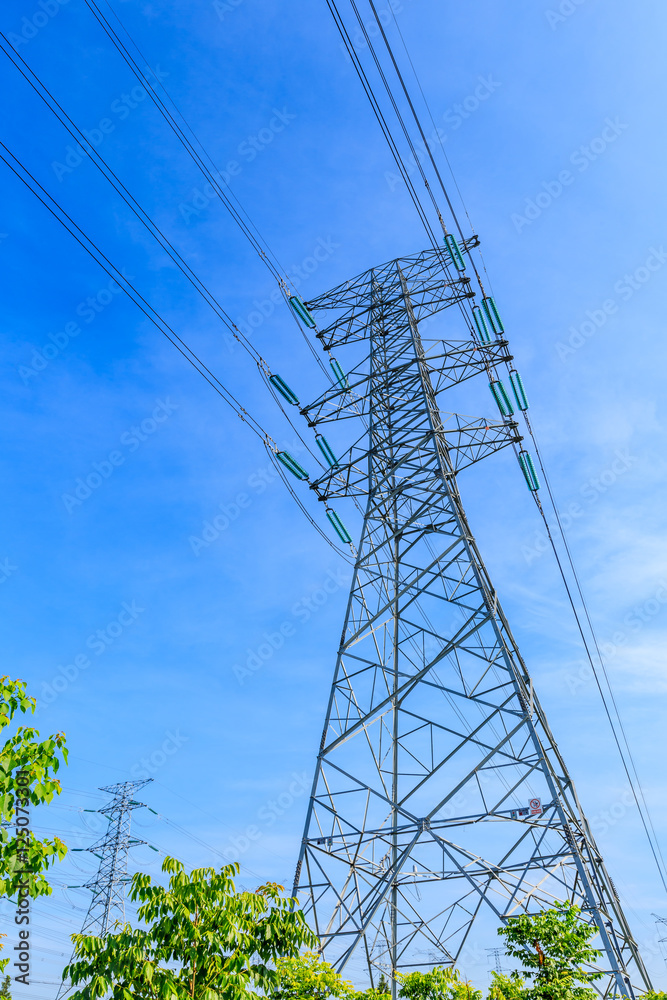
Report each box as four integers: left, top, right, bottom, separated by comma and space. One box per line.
510, 798, 543, 820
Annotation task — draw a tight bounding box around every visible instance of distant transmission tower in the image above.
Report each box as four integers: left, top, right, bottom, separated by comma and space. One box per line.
486, 948, 508, 976
56, 779, 152, 998
652, 914, 667, 970
292, 248, 651, 998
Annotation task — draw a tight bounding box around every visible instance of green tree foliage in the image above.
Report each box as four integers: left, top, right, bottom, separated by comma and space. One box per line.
0, 675, 68, 900
376, 975, 390, 997
65, 857, 317, 1000
0, 973, 11, 1000
497, 902, 602, 1000
487, 972, 525, 1000
269, 951, 396, 1000
360, 972, 391, 1000
396, 966, 482, 1000
271, 952, 356, 1000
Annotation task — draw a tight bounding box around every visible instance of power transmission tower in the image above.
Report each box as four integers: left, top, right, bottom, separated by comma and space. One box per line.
292, 248, 650, 998
56, 779, 152, 998
486, 948, 508, 976
652, 914, 667, 970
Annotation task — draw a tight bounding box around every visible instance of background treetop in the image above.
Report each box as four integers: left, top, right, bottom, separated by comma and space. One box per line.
65, 856, 317, 1000
0, 675, 68, 902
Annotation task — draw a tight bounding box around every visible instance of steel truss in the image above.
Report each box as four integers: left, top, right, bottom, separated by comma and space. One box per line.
293, 248, 650, 998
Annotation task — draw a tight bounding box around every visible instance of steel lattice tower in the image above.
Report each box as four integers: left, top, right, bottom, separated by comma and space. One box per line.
56, 779, 152, 999
292, 248, 650, 998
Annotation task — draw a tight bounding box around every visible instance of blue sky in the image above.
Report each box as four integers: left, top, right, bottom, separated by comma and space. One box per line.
2, 0, 667, 993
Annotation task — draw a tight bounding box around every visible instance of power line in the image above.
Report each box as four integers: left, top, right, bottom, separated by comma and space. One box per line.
362, 0, 486, 296
80, 0, 285, 286
0, 31, 273, 375
1, 30, 361, 555
78, 0, 350, 385
0, 141, 272, 441
526, 430, 667, 894
324, 0, 440, 247
322, 0, 482, 349
384, 4, 496, 295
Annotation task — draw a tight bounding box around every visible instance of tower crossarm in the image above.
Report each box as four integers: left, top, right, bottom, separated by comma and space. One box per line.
301, 340, 509, 427
305, 249, 477, 350
308, 413, 522, 501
